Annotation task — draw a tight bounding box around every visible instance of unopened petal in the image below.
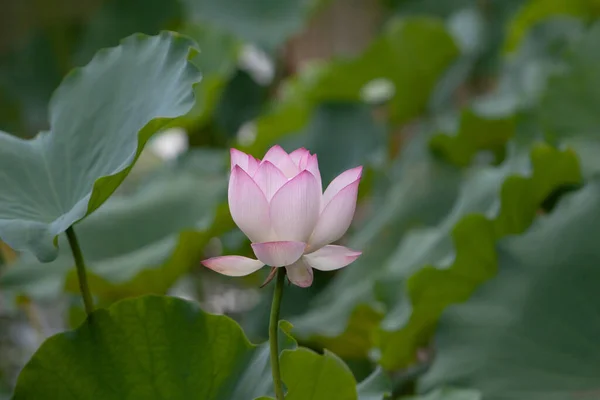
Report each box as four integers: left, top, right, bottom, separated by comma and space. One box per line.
253, 161, 288, 201
303, 245, 361, 271
229, 166, 272, 242
285, 258, 314, 287
202, 256, 264, 276
308, 178, 360, 249
305, 154, 322, 192
230, 148, 258, 175
270, 170, 321, 242
289, 147, 310, 167
322, 166, 363, 210
263, 145, 299, 178
251, 241, 306, 266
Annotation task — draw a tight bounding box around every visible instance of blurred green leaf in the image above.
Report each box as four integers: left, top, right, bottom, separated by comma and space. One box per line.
244, 17, 458, 155
376, 143, 581, 369
73, 0, 182, 65
404, 388, 481, 400
1, 150, 227, 303
421, 179, 600, 400
357, 368, 393, 400
504, 0, 600, 52
181, 24, 241, 131
182, 0, 311, 49
215, 69, 268, 138
429, 108, 515, 167
0, 31, 66, 136
477, 16, 585, 115
0, 32, 201, 262
291, 132, 462, 359
540, 22, 600, 140
288, 102, 387, 184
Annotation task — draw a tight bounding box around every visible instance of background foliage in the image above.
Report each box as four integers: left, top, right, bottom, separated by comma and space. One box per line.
1, 0, 600, 398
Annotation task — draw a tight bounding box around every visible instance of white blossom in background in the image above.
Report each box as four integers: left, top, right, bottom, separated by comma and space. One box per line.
236, 121, 258, 147
149, 127, 188, 160
360, 78, 396, 104
239, 44, 275, 86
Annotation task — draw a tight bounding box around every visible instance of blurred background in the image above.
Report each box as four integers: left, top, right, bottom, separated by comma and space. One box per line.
1, 0, 600, 398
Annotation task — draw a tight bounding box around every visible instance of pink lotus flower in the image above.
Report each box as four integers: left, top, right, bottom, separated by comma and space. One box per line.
202, 145, 362, 287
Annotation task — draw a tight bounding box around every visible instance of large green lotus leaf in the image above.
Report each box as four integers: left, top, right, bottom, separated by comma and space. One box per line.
421, 179, 600, 400
0, 150, 228, 303
181, 0, 310, 49
290, 132, 462, 359
12, 295, 296, 399
0, 150, 226, 301
0, 32, 202, 262
243, 17, 458, 155
376, 142, 581, 369
13, 295, 382, 399
540, 22, 600, 140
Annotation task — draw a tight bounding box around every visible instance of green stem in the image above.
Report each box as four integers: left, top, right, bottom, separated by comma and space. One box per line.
269, 268, 286, 400
65, 226, 94, 315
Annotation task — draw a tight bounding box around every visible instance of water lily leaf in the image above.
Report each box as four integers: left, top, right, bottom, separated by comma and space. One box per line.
0, 150, 227, 304
0, 32, 202, 262
421, 179, 600, 400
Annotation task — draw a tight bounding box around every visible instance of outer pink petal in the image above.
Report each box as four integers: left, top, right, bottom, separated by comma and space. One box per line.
253, 161, 288, 201
303, 245, 362, 271
231, 148, 259, 176
229, 166, 272, 243
305, 154, 322, 192
321, 166, 363, 210
251, 241, 306, 266
247, 156, 260, 176
285, 258, 314, 287
202, 256, 264, 277
270, 170, 321, 242
263, 145, 299, 178
289, 147, 309, 167
308, 178, 360, 249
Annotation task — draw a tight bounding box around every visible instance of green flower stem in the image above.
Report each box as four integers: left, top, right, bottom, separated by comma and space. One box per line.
269, 267, 286, 400
65, 226, 94, 315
